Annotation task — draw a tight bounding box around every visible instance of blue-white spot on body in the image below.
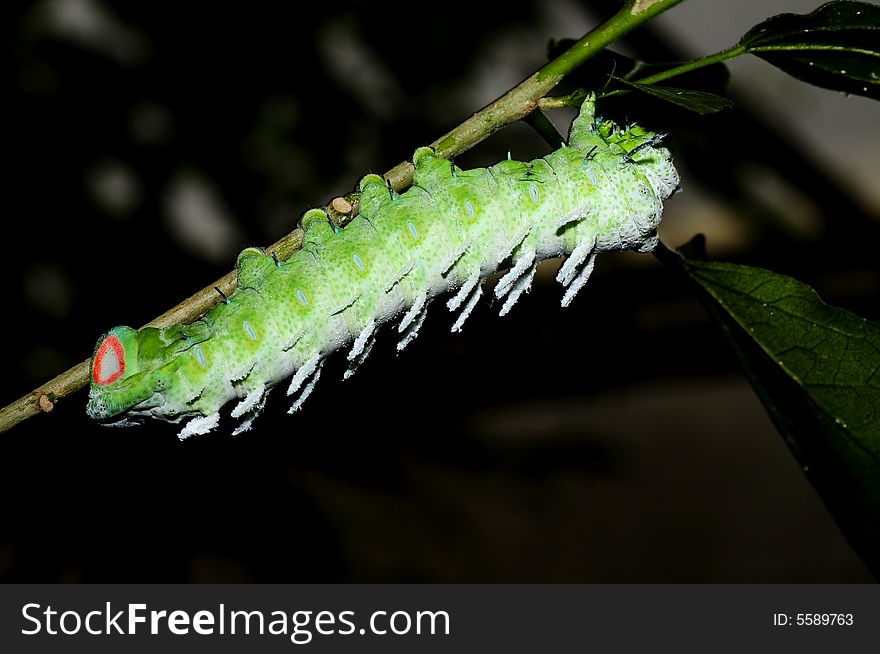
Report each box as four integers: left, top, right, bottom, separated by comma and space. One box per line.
243, 321, 258, 341
352, 253, 366, 272
406, 221, 419, 239
296, 289, 309, 306
529, 184, 540, 203
194, 345, 208, 369
584, 165, 598, 185
465, 200, 475, 218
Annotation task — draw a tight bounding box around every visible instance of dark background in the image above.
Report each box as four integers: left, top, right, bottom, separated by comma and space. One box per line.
2, 0, 877, 581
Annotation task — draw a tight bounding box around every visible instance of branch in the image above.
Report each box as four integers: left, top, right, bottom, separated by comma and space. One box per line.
0, 0, 686, 433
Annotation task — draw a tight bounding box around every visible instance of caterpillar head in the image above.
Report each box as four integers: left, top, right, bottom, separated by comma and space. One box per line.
569, 94, 679, 198
86, 326, 180, 424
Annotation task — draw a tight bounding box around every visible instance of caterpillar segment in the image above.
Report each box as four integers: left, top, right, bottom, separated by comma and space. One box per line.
86, 95, 680, 438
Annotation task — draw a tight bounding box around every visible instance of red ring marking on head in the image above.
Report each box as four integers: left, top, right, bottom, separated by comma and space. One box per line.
93, 334, 126, 385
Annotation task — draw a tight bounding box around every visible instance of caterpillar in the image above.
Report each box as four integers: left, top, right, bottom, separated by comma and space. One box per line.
86, 94, 679, 439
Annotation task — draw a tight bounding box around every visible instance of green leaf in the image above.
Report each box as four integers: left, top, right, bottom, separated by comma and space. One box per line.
741, 0, 880, 99
628, 60, 732, 96
617, 79, 734, 114
665, 241, 880, 576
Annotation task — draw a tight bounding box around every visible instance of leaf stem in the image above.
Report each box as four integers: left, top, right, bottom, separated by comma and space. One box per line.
524, 110, 567, 148
595, 44, 747, 101
631, 44, 746, 86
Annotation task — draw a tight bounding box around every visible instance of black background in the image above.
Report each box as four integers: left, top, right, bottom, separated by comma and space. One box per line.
2, 1, 877, 581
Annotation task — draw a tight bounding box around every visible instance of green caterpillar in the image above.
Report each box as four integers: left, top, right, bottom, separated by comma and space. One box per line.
87, 95, 679, 438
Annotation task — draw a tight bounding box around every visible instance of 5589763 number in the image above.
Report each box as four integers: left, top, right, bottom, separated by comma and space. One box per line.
797, 614, 853, 626
773, 613, 854, 626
